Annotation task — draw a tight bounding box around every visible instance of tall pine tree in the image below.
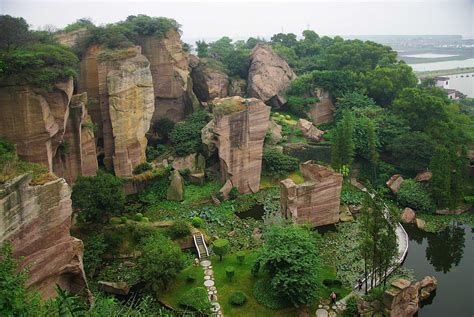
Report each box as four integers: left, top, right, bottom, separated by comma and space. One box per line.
366, 119, 379, 183
331, 110, 355, 174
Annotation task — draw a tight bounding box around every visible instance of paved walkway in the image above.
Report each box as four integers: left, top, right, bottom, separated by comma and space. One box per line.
200, 259, 223, 317
340, 179, 409, 303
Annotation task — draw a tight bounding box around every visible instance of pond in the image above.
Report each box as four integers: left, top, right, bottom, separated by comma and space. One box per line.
402, 222, 474, 317
236, 204, 265, 220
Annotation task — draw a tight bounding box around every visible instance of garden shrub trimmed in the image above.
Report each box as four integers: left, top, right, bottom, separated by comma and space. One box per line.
178, 287, 212, 312
133, 213, 144, 221
212, 239, 230, 261
344, 296, 359, 316
168, 220, 190, 239
225, 266, 235, 281
236, 251, 245, 265
191, 216, 203, 228
229, 291, 247, 306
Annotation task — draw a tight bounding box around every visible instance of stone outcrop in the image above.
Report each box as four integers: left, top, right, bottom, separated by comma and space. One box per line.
55, 28, 87, 47
0, 78, 98, 184
296, 118, 325, 142
415, 218, 426, 230
140, 29, 198, 122
415, 171, 432, 182
228, 78, 247, 97
280, 161, 342, 226
203, 96, 270, 197
190, 57, 229, 102
387, 174, 404, 194
167, 170, 184, 201
401, 208, 416, 224
247, 44, 296, 108
377, 277, 437, 317
308, 89, 335, 124
0, 174, 88, 299
267, 120, 283, 145
98, 281, 130, 296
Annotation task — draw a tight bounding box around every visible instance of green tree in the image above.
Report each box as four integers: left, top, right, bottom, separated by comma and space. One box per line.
331, 110, 355, 172
397, 179, 435, 213
388, 132, 435, 175
366, 120, 379, 183
169, 110, 208, 156
212, 239, 230, 261
334, 92, 377, 121
451, 146, 469, 208
139, 235, 185, 291
196, 40, 209, 58
430, 146, 453, 208
71, 171, 125, 223
262, 148, 299, 176
257, 225, 320, 307
0, 15, 30, 51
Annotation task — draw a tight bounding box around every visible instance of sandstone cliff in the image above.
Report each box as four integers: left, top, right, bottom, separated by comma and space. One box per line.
0, 79, 98, 184
280, 161, 342, 226
0, 174, 88, 299
203, 96, 270, 197
190, 56, 229, 102
247, 44, 296, 108
140, 29, 198, 122
78, 46, 154, 176
308, 89, 335, 124
55, 28, 88, 48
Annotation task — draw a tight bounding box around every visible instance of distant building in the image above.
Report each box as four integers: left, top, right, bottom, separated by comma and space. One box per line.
433, 76, 449, 89
445, 89, 462, 100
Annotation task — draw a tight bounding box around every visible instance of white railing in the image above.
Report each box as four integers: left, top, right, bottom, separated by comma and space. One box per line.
193, 234, 201, 259
201, 234, 209, 257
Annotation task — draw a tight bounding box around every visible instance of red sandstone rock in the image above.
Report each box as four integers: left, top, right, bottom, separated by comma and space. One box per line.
296, 118, 325, 142
308, 89, 335, 124
415, 171, 432, 182
0, 174, 88, 299
280, 162, 342, 227
401, 208, 416, 224
387, 174, 404, 193
190, 57, 229, 102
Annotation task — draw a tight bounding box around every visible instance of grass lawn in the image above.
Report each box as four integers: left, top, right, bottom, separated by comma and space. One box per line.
211, 251, 352, 317
158, 265, 205, 309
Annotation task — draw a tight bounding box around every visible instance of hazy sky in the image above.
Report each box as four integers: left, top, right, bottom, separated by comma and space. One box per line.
1, 0, 473, 42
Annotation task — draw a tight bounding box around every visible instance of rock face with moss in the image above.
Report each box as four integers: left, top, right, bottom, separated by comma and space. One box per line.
280, 161, 342, 226
204, 96, 270, 197
308, 89, 335, 124
190, 56, 229, 102
140, 29, 198, 122
0, 174, 88, 299
104, 49, 155, 176
247, 44, 297, 108
0, 78, 98, 184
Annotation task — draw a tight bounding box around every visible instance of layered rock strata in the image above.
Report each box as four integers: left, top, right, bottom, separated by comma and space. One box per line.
280, 161, 342, 226
203, 96, 270, 197
308, 89, 335, 124
0, 174, 88, 299
247, 44, 296, 108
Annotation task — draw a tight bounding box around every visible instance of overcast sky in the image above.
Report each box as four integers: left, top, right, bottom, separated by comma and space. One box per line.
1, 0, 473, 42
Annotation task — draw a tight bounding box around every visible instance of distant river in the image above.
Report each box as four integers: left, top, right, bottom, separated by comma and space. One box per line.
409, 58, 474, 71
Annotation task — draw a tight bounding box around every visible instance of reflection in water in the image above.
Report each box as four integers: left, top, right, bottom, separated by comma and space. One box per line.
425, 224, 465, 273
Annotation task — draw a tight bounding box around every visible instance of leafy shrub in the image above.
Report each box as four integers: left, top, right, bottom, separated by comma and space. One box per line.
142, 217, 150, 223
286, 96, 317, 117
364, 285, 385, 302
229, 291, 247, 306
464, 196, 474, 204
397, 179, 435, 213
120, 216, 128, 224
229, 187, 239, 200
262, 148, 299, 176
178, 287, 211, 312
191, 217, 203, 228
132, 162, 152, 175
212, 239, 229, 261
151, 118, 175, 140
168, 220, 190, 239
133, 213, 144, 221
344, 296, 359, 317
225, 266, 235, 281
251, 261, 260, 276
82, 233, 107, 277
170, 111, 209, 156
252, 279, 290, 310
146, 144, 167, 161
236, 251, 245, 265
340, 182, 367, 205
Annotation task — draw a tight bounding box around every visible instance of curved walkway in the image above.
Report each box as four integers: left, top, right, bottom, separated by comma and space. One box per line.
340, 179, 409, 302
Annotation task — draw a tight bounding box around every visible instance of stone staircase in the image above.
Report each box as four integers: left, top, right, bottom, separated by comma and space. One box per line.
193, 234, 209, 260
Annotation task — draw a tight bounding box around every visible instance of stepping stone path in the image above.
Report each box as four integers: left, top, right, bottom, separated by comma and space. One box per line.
316, 308, 328, 317
201, 259, 223, 316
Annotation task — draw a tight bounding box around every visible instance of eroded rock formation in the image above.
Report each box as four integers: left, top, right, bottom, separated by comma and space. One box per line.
55, 28, 87, 47
296, 118, 325, 142
0, 174, 88, 299
140, 29, 198, 122
203, 96, 270, 197
308, 89, 335, 124
0, 79, 98, 184
280, 161, 342, 226
247, 44, 296, 108
190, 57, 229, 102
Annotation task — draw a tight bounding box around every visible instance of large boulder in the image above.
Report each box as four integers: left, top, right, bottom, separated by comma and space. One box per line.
280, 161, 342, 227
190, 57, 229, 102
401, 208, 416, 224
140, 29, 198, 122
415, 218, 426, 230
247, 44, 296, 108
167, 170, 184, 201
308, 89, 335, 124
101, 47, 155, 176
415, 171, 432, 182
203, 96, 270, 197
419, 276, 437, 301
0, 174, 88, 299
387, 174, 404, 194
98, 281, 130, 296
296, 119, 325, 142
267, 120, 283, 145
0, 78, 98, 184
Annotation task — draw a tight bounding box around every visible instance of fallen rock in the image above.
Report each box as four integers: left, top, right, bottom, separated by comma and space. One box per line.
247, 44, 297, 108
280, 161, 342, 227
171, 153, 198, 172
167, 170, 184, 201
189, 172, 205, 185
205, 96, 270, 197
296, 118, 325, 142
387, 174, 404, 194
415, 218, 426, 230
0, 174, 88, 299
339, 205, 354, 222
419, 276, 437, 301
308, 89, 335, 124
190, 57, 229, 102
267, 120, 283, 145
401, 208, 416, 224
98, 281, 130, 296
415, 171, 432, 182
